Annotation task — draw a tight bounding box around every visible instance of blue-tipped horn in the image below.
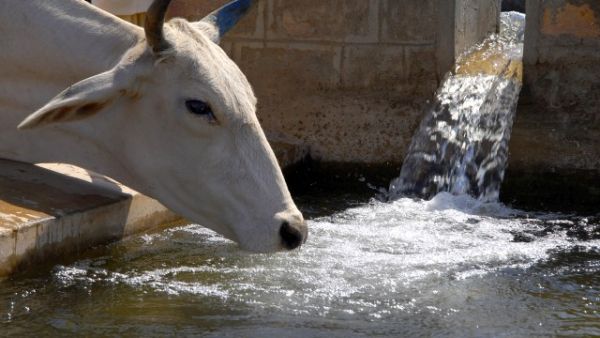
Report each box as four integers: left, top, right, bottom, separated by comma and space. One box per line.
201, 0, 254, 38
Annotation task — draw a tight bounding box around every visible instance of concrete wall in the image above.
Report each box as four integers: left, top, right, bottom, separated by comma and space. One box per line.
503, 0, 600, 211
510, 0, 600, 172
167, 0, 500, 164
453, 0, 501, 68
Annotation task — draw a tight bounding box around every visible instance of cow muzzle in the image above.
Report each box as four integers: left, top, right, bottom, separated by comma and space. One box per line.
279, 219, 308, 250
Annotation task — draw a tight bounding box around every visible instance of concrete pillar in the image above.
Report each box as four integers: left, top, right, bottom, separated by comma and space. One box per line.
438, 0, 501, 76
511, 0, 600, 172
504, 0, 600, 211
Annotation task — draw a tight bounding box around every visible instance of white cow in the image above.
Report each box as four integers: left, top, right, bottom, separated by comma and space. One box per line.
0, 0, 308, 252
92, 0, 153, 15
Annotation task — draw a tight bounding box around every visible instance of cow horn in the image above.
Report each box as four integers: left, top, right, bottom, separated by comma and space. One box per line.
200, 0, 254, 40
145, 0, 172, 53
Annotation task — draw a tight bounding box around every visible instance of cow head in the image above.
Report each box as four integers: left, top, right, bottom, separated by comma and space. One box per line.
17, 0, 307, 252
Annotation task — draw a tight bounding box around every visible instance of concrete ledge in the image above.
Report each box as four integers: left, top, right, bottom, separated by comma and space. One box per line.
0, 160, 180, 277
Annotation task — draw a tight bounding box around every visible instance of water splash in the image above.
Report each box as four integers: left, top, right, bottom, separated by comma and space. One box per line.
44, 194, 600, 322
389, 12, 526, 201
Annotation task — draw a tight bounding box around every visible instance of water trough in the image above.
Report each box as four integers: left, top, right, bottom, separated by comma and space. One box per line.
0, 160, 179, 277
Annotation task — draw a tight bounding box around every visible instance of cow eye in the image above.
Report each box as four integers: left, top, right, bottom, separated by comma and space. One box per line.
185, 100, 216, 122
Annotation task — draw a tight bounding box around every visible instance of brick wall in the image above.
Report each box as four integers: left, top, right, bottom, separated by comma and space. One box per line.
167, 0, 499, 164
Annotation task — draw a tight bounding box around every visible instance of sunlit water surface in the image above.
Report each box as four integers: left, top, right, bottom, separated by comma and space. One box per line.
1, 192, 600, 337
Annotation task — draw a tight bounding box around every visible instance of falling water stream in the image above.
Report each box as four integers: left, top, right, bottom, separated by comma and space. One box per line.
389, 12, 526, 201
2, 13, 600, 337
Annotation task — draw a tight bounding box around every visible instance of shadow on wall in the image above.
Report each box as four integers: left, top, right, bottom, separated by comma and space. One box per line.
502, 0, 525, 13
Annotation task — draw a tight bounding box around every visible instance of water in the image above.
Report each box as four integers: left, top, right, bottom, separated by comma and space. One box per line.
1, 191, 600, 337
389, 12, 526, 201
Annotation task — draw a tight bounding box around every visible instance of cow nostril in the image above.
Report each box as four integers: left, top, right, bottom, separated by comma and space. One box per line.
279, 221, 304, 250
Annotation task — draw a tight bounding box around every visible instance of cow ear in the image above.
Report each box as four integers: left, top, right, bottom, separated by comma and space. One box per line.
18, 69, 130, 130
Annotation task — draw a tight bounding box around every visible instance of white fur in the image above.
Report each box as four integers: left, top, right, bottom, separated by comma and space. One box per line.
0, 0, 306, 252
92, 0, 153, 15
